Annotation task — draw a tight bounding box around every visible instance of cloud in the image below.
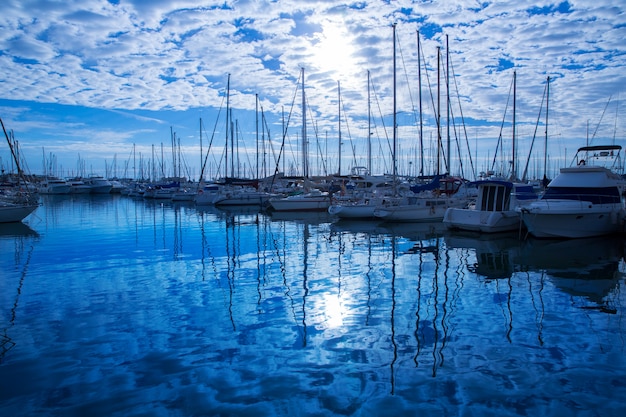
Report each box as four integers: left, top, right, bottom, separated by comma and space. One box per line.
1, 0, 625, 178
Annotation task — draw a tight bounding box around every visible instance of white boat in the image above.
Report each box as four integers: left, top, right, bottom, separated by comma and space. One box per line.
213, 186, 272, 207
374, 176, 472, 222
171, 186, 196, 201
443, 179, 537, 233
518, 145, 626, 238
84, 176, 113, 194
0, 193, 39, 223
328, 198, 382, 219
37, 177, 71, 194
269, 189, 332, 212
68, 179, 92, 194
328, 170, 396, 219
108, 180, 126, 194
194, 183, 221, 205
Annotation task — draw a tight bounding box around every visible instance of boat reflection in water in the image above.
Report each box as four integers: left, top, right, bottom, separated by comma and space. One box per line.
520, 236, 624, 309
446, 231, 624, 310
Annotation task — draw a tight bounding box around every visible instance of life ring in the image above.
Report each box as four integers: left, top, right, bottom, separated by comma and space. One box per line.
578, 159, 586, 166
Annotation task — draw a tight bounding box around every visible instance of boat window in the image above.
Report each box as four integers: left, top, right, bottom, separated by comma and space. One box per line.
496, 186, 506, 211
542, 186, 621, 204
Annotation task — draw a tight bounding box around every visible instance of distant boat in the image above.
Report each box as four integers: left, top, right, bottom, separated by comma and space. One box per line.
37, 177, 72, 194
518, 145, 626, 238
194, 183, 221, 205
68, 178, 92, 194
84, 176, 113, 194
213, 186, 272, 207
267, 69, 331, 213
269, 188, 331, 212
328, 168, 396, 219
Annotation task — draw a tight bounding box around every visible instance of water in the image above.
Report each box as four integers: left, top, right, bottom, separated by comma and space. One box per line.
1, 195, 626, 416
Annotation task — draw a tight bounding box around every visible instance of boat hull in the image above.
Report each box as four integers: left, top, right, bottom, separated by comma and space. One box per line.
443, 207, 523, 233
328, 203, 377, 219
269, 195, 331, 212
0, 203, 39, 223
374, 196, 469, 222
519, 200, 625, 238
214, 192, 271, 207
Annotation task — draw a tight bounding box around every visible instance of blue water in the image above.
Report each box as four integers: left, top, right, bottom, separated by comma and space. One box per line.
1, 195, 626, 416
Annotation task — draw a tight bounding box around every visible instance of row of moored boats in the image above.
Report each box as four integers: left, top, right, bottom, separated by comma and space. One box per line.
3, 145, 626, 240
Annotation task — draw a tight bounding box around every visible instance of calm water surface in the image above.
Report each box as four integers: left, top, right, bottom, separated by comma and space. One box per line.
1, 195, 626, 416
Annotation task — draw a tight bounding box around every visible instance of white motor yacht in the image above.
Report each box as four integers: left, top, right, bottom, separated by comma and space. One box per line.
518, 145, 626, 238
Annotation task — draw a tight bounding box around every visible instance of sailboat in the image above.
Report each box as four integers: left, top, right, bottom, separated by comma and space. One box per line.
209, 77, 273, 207
1, 118, 39, 223
373, 31, 472, 223
269, 68, 332, 212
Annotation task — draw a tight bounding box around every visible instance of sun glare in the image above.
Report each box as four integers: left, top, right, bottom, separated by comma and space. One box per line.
312, 23, 358, 77
322, 293, 345, 328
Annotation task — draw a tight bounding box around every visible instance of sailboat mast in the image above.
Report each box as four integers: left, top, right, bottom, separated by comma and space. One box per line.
544, 76, 550, 181
199, 118, 203, 182
225, 74, 230, 179
436, 46, 441, 176
393, 23, 397, 182
338, 80, 341, 176
367, 70, 372, 174
256, 94, 259, 180
301, 68, 308, 178
512, 70, 517, 180
417, 31, 424, 177
446, 34, 450, 174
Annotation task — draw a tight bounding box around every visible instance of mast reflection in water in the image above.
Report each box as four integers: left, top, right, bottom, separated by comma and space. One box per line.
1, 196, 625, 416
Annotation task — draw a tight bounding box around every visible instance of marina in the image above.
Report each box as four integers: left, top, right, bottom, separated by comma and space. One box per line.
1, 194, 626, 416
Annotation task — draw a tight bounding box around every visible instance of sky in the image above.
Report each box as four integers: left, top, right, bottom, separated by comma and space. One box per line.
1, 0, 625, 181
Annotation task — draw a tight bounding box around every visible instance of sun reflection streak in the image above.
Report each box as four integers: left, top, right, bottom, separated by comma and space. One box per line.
321, 292, 348, 329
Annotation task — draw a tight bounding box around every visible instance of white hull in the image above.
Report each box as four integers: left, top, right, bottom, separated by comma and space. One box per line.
443, 208, 523, 233
375, 204, 449, 222
85, 177, 113, 194
269, 193, 331, 212
38, 183, 71, 194
214, 191, 271, 206
328, 203, 377, 219
171, 191, 195, 201
0, 203, 39, 223
519, 200, 625, 238
374, 196, 469, 222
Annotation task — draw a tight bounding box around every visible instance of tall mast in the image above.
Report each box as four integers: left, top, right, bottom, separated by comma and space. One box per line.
199, 117, 203, 182
543, 76, 550, 180
446, 34, 450, 174
337, 80, 341, 176
436, 46, 441, 176
301, 68, 308, 178
225, 73, 230, 179
512, 70, 517, 180
393, 23, 397, 182
417, 31, 424, 176
367, 70, 372, 173
256, 94, 259, 180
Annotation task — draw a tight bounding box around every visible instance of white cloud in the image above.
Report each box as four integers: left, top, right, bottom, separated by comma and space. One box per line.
1, 0, 625, 178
